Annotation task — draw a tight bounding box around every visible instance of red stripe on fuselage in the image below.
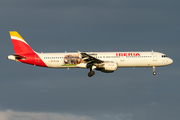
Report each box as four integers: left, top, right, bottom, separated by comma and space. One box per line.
18, 53, 47, 67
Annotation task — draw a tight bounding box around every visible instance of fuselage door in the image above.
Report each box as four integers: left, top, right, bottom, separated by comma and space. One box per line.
153, 53, 157, 61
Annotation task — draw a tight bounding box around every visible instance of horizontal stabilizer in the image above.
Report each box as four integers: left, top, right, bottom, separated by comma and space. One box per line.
7, 54, 26, 61
12, 54, 26, 59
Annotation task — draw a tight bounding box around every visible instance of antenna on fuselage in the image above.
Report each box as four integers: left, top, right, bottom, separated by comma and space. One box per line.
151, 50, 154, 55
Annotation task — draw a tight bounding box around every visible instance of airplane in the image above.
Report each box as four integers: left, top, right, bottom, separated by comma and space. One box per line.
7, 31, 173, 77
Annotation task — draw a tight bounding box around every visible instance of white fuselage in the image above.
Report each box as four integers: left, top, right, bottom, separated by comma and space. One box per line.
37, 51, 173, 68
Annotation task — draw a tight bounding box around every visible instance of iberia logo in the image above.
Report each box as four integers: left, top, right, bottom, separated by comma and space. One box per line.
116, 53, 140, 56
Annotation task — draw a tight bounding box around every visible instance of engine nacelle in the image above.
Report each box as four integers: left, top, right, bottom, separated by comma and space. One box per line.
103, 62, 118, 71
76, 63, 88, 69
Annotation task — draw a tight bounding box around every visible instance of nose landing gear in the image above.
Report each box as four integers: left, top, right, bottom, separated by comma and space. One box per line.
152, 66, 157, 75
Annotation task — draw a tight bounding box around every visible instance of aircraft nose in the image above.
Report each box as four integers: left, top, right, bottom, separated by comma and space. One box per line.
169, 58, 173, 64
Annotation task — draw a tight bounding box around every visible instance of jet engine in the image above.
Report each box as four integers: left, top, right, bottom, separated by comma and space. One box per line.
96, 62, 118, 73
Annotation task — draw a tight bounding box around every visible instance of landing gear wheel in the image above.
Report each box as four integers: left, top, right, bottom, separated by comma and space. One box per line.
153, 72, 157, 75
88, 71, 95, 77
88, 72, 92, 77
90, 71, 95, 76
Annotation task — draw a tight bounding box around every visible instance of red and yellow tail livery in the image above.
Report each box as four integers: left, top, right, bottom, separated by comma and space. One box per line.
10, 31, 35, 54
8, 31, 47, 67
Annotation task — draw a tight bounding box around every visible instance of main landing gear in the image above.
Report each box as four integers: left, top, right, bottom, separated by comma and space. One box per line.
152, 66, 157, 75
88, 70, 95, 77
88, 66, 96, 77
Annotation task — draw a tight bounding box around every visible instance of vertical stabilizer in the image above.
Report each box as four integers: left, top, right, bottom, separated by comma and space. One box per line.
9, 31, 35, 55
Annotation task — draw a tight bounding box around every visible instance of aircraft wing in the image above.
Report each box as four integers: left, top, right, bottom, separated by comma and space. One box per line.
78, 51, 103, 65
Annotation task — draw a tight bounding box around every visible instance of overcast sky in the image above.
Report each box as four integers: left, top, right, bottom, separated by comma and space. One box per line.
0, 0, 180, 120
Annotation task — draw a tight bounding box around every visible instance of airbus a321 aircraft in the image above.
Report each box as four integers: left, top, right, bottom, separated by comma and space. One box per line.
8, 31, 173, 77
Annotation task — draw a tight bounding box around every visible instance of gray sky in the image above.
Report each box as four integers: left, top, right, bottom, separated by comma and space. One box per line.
0, 0, 180, 120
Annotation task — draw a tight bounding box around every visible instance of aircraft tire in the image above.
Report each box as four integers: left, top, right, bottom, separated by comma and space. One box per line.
88, 72, 92, 77
90, 71, 95, 76
88, 71, 95, 77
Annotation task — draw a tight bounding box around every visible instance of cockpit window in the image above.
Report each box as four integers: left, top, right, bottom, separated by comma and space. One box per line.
162, 55, 167, 57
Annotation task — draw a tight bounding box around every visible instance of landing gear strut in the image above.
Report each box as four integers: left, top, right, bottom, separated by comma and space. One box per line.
88, 66, 96, 77
152, 66, 157, 75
